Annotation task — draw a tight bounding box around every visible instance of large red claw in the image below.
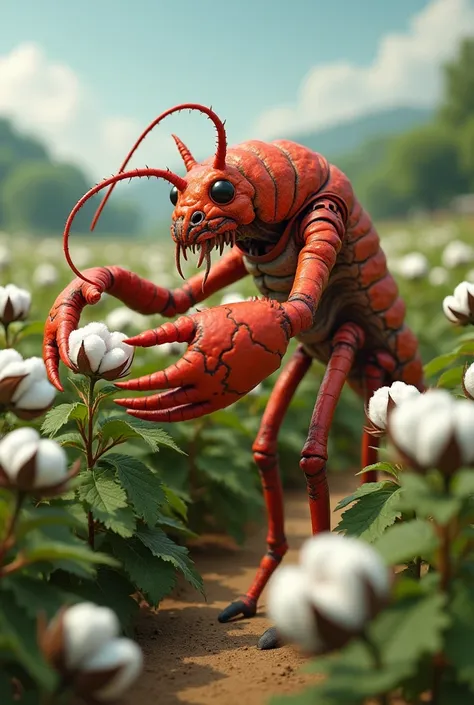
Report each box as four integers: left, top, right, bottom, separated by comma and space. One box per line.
124, 316, 195, 348
114, 300, 291, 422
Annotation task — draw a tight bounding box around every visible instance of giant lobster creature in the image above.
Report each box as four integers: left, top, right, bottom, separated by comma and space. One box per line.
43, 103, 423, 650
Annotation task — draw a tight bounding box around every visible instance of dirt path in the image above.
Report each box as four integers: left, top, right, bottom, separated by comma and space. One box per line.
124, 473, 359, 705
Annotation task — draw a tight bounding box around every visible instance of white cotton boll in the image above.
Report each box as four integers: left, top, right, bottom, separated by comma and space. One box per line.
70, 335, 107, 371
414, 406, 455, 469
464, 363, 474, 400
82, 638, 144, 701
7, 440, 38, 480
396, 253, 429, 280
106, 331, 130, 351
267, 566, 323, 654
105, 308, 145, 331
33, 263, 59, 287
442, 281, 474, 324
33, 439, 68, 488
442, 240, 474, 269
11, 358, 48, 402
0, 428, 39, 480
99, 348, 129, 374
62, 603, 120, 671
0, 284, 31, 322
367, 382, 420, 430
429, 267, 449, 286
15, 378, 56, 410
0, 349, 23, 373
0, 245, 11, 269
452, 401, 474, 465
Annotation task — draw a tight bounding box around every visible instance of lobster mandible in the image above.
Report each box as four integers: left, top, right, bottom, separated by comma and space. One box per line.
43, 103, 424, 650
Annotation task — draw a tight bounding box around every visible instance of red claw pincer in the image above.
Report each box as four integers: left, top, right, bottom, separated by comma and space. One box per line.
114, 300, 291, 423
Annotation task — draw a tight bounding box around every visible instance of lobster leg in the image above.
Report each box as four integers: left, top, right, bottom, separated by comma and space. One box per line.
258, 321, 365, 651
217, 345, 312, 623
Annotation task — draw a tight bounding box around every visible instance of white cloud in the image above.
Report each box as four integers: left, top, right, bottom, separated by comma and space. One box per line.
0, 43, 176, 181
254, 0, 474, 139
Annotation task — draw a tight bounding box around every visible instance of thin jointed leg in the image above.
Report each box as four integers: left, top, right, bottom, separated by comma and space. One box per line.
301, 322, 366, 534
258, 322, 365, 650
218, 345, 312, 623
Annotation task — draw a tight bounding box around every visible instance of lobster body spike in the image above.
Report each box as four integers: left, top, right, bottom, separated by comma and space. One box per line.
171, 134, 197, 171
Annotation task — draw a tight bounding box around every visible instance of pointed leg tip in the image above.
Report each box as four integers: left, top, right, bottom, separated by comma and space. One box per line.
257, 627, 281, 651
217, 599, 257, 623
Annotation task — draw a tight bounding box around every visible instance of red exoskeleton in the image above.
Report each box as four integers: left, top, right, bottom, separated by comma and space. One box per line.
43, 104, 424, 650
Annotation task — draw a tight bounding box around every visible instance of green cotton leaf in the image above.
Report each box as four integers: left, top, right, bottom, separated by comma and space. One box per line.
452, 470, 474, 499
102, 453, 167, 526
335, 481, 397, 511
53, 431, 84, 449
118, 416, 185, 454
77, 466, 128, 519
78, 467, 135, 537
437, 365, 465, 389
58, 568, 140, 634
156, 510, 198, 539
195, 455, 257, 498
455, 341, 474, 355
372, 592, 450, 668
96, 383, 120, 398
355, 462, 400, 478
136, 525, 204, 595
110, 536, 177, 606
335, 484, 402, 542
41, 402, 88, 437
287, 640, 409, 704
0, 576, 78, 620
163, 486, 188, 521
398, 472, 461, 524
423, 352, 459, 377
373, 519, 439, 565
24, 541, 119, 569
15, 320, 46, 339
16, 506, 84, 540
445, 582, 474, 690
0, 590, 57, 691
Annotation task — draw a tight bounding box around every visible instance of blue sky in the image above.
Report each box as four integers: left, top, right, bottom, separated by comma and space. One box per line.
0, 0, 472, 178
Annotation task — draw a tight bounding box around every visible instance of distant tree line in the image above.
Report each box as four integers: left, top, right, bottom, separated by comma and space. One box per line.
335, 37, 474, 220
0, 120, 142, 236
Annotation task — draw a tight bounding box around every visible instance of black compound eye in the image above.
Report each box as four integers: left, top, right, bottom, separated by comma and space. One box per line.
209, 180, 235, 205
170, 186, 178, 206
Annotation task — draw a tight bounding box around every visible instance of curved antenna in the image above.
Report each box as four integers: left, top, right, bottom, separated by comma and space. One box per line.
171, 134, 197, 171
65, 169, 187, 285
90, 103, 227, 231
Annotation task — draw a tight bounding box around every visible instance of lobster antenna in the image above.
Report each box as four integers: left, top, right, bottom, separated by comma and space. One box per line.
90, 103, 227, 231
171, 134, 197, 171
65, 168, 187, 285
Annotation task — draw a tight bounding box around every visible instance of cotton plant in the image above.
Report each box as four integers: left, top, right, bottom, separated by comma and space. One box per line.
0, 349, 57, 422
441, 239, 474, 269
39, 602, 143, 703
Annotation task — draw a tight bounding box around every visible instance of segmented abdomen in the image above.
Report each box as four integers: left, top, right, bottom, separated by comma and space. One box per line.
242, 161, 423, 390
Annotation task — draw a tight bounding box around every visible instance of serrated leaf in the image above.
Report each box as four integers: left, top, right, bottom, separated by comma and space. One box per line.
335, 481, 397, 511
119, 416, 184, 454
136, 525, 204, 595
335, 485, 402, 542
156, 511, 198, 538
77, 467, 128, 521
373, 592, 449, 667
398, 472, 461, 524
373, 519, 438, 565
102, 453, 167, 526
41, 403, 88, 437
163, 486, 188, 521
110, 536, 177, 606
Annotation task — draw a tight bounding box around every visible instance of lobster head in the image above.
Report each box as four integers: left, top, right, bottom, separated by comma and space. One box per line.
62, 104, 256, 287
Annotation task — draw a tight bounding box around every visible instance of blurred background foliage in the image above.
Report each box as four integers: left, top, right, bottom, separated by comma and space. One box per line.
0, 37, 473, 542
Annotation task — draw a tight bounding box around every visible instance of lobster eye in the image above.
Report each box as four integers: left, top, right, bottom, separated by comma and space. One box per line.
209, 180, 235, 205
170, 186, 178, 206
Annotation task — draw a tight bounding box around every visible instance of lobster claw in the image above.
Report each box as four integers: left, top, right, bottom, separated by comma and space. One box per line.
114, 300, 291, 422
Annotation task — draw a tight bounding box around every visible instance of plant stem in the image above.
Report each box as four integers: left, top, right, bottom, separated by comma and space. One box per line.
0, 491, 25, 567
3, 323, 11, 348
361, 633, 389, 705
85, 377, 97, 550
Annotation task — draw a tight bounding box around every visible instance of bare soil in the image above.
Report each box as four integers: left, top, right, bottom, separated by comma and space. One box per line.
123, 473, 360, 705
